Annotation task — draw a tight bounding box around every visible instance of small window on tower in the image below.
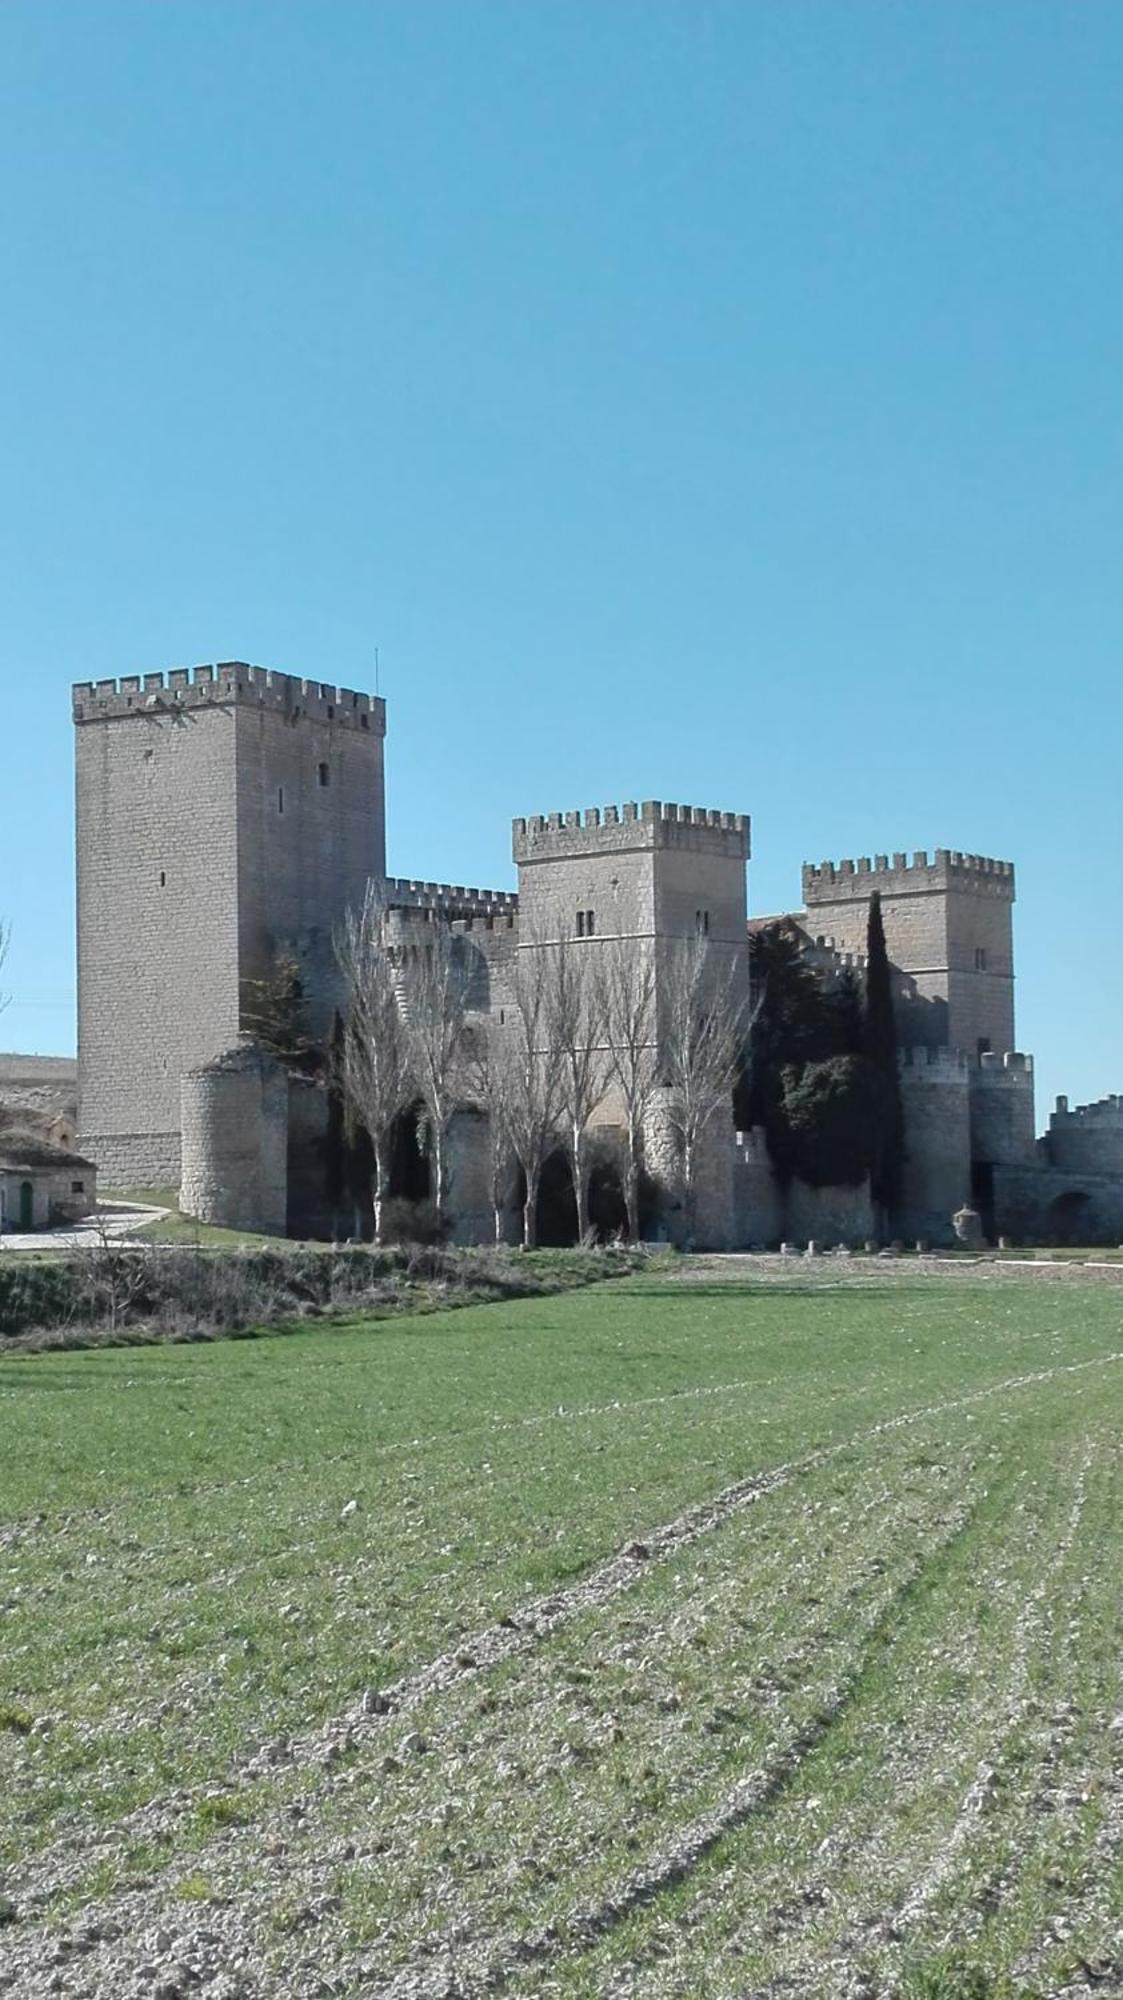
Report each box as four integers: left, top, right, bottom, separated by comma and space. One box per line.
278, 787, 284, 814
318, 763, 330, 788
159, 870, 166, 888
586, 909, 595, 936
576, 911, 586, 938
975, 946, 987, 970
695, 909, 710, 936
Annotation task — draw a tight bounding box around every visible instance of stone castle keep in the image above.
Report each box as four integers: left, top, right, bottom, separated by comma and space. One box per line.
73, 662, 1123, 1247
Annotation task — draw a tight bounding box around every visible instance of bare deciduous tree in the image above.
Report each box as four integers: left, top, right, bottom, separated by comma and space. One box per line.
544, 938, 607, 1240
502, 943, 564, 1249
334, 885, 413, 1247
595, 940, 658, 1241
463, 1024, 517, 1245
397, 920, 471, 1229
660, 936, 747, 1247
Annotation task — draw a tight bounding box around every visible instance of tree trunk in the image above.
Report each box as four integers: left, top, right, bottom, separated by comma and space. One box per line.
625, 1141, 641, 1243
573, 1124, 588, 1243
372, 1135, 389, 1248
682, 1132, 695, 1250
433, 1119, 446, 1228
523, 1168, 540, 1250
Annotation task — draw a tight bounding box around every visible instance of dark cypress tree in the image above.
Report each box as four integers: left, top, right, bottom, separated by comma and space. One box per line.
863, 892, 905, 1225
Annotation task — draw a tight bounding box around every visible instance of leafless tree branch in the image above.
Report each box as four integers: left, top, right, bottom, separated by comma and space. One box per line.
594, 940, 659, 1241
660, 936, 747, 1246
333, 884, 414, 1247
543, 937, 608, 1240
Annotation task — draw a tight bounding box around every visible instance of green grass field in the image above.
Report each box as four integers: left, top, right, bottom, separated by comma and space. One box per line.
1, 1261, 1120, 1998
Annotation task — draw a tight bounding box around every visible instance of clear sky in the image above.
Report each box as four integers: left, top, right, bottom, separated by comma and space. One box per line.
1, 0, 1120, 1126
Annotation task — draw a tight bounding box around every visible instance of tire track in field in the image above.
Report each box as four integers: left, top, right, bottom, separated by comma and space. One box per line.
11, 1349, 1122, 1936
367, 1501, 982, 2000
891, 1441, 1095, 1936
2, 1495, 979, 2000
697, 1441, 1102, 1999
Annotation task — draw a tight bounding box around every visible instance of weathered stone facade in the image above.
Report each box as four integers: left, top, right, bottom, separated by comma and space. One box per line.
72, 665, 1122, 1248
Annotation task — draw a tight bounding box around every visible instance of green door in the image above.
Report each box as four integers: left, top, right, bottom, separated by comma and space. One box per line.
18, 1181, 33, 1230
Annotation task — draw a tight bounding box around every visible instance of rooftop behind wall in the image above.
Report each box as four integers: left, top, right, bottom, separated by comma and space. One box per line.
803, 850, 1014, 903
513, 800, 751, 864
73, 663, 385, 733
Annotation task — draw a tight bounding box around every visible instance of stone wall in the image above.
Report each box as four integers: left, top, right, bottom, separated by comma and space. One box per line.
644, 1089, 734, 1249
1044, 1094, 1123, 1178
784, 1176, 874, 1247
896, 1046, 972, 1243
733, 1128, 783, 1246
994, 1163, 1123, 1247
234, 675, 386, 1035
180, 1044, 288, 1234
970, 1052, 1036, 1165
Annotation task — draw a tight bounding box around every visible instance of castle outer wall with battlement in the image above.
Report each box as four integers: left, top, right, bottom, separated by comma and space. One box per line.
72, 664, 1123, 1248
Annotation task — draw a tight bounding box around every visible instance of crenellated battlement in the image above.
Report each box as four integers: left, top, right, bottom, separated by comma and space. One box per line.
72, 662, 386, 733
803, 849, 1014, 903
383, 876, 518, 918
513, 799, 750, 864
977, 1050, 1034, 1082
898, 1045, 971, 1078
1050, 1092, 1123, 1128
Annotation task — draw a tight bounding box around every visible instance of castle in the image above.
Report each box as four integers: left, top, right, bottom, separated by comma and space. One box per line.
73, 662, 1123, 1248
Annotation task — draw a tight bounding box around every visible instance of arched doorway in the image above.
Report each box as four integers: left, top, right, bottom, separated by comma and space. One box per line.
388, 1100, 431, 1202
588, 1161, 627, 1243
536, 1150, 579, 1247
18, 1181, 34, 1231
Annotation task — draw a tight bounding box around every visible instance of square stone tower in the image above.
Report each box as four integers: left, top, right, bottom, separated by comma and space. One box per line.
74, 663, 385, 1185
801, 849, 1015, 1056
512, 800, 751, 953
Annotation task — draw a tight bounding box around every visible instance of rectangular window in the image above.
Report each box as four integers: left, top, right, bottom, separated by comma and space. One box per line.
318, 762, 330, 787
576, 911, 586, 938
695, 909, 710, 936
278, 787, 284, 814
585, 909, 595, 936
71, 1180, 84, 1194
975, 946, 987, 970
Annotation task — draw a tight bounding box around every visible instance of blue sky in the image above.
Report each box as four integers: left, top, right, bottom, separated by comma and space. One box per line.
1, 0, 1120, 1125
